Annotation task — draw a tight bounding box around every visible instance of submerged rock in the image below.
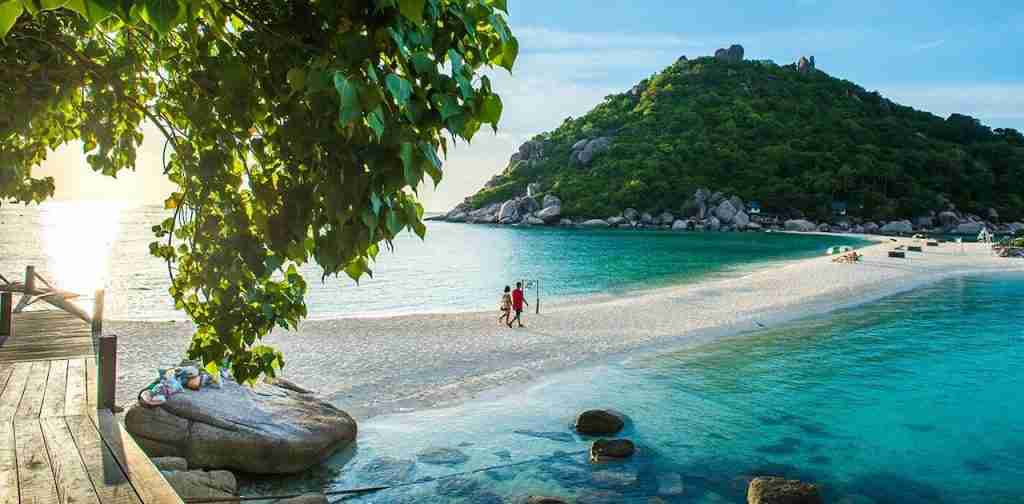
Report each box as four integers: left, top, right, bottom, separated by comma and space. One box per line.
161, 469, 237, 501
575, 410, 625, 436
747, 476, 823, 504
590, 439, 635, 461
125, 378, 356, 474
359, 456, 416, 485
417, 447, 470, 466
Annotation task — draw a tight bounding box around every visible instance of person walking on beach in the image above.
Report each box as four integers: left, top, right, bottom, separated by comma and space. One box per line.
499, 286, 512, 326
509, 281, 528, 328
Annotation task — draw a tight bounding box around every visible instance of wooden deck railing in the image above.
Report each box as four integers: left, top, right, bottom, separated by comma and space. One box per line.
1, 265, 118, 410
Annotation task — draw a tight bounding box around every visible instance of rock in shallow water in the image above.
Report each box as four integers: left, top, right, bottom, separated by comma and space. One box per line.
161, 469, 236, 501
590, 439, 635, 461
359, 456, 416, 485
417, 447, 470, 466
747, 476, 823, 504
125, 378, 356, 474
575, 409, 625, 435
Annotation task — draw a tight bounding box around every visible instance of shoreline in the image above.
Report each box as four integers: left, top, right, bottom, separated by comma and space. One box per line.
108, 234, 1024, 420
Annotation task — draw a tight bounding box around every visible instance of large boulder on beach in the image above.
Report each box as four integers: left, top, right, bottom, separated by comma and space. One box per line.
542, 194, 561, 209
658, 211, 675, 225
733, 211, 750, 228
622, 208, 640, 222
575, 409, 624, 435
747, 476, 823, 504
938, 210, 960, 228
880, 220, 913, 234
714, 200, 739, 224
581, 219, 610, 228
862, 222, 880, 234
784, 219, 816, 232
536, 205, 562, 224
125, 379, 357, 474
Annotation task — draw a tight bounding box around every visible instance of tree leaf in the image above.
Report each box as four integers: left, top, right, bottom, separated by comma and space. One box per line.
385, 73, 412, 107
399, 142, 420, 188
0, 0, 22, 38
286, 68, 306, 93
499, 36, 519, 72
433, 93, 461, 121
367, 106, 385, 141
139, 0, 182, 34
480, 93, 502, 126
333, 73, 362, 126
65, 0, 113, 23
398, 0, 425, 23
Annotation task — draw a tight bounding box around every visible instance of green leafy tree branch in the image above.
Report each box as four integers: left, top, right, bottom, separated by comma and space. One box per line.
0, 0, 517, 383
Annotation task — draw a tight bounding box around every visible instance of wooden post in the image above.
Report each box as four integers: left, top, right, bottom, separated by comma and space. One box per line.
91, 289, 105, 338
24, 265, 35, 293
97, 334, 117, 410
0, 292, 12, 339
535, 279, 541, 315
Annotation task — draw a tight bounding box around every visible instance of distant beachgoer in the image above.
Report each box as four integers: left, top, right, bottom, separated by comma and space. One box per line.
499, 286, 512, 326
509, 282, 529, 328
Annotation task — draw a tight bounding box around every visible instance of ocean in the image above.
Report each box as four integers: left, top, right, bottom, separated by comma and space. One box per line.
245, 274, 1024, 503
0, 202, 863, 320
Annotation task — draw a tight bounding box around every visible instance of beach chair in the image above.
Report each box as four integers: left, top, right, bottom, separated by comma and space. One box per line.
888, 250, 906, 258
908, 245, 923, 252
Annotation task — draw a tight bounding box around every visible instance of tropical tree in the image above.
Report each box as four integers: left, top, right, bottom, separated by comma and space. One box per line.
0, 0, 517, 383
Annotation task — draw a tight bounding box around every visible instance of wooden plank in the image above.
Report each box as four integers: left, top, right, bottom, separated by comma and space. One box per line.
0, 422, 17, 504
65, 415, 142, 504
16, 361, 51, 419
86, 358, 98, 411
0, 364, 13, 397
40, 416, 101, 504
0, 362, 32, 421
14, 419, 59, 504
93, 410, 183, 504
41, 360, 69, 418
65, 359, 87, 417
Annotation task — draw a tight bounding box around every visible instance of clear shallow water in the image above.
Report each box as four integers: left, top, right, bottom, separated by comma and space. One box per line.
243, 274, 1024, 503
0, 203, 864, 320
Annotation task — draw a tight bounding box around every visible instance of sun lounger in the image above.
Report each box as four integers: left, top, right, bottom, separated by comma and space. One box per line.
888, 251, 906, 258
926, 241, 939, 247
908, 246, 923, 252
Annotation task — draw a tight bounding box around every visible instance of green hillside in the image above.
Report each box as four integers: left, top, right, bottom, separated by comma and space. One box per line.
463, 50, 1024, 222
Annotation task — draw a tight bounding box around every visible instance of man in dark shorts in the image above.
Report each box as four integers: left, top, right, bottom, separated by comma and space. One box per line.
509, 281, 529, 328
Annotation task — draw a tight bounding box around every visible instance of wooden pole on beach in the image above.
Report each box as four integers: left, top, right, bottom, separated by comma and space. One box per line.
97, 333, 117, 410
91, 289, 105, 339
1, 292, 12, 339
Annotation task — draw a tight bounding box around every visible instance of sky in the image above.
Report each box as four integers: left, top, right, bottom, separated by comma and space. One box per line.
37, 0, 1024, 210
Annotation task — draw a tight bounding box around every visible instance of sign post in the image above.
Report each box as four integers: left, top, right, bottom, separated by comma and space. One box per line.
524, 279, 541, 315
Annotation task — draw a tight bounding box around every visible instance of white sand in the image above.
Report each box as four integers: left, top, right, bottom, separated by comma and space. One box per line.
109, 235, 1024, 419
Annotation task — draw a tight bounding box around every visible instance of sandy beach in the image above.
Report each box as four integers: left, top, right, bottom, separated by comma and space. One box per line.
109, 235, 1024, 418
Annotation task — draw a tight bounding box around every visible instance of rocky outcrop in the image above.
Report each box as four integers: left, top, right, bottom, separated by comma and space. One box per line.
623, 208, 640, 222
671, 220, 688, 231
510, 139, 545, 166
1006, 222, 1024, 234
880, 220, 912, 234
747, 476, 823, 504
862, 222, 880, 234
954, 221, 984, 235
575, 409, 625, 435
607, 216, 628, 226
581, 219, 610, 228
784, 219, 816, 232
571, 137, 614, 166
714, 200, 739, 223
715, 44, 745, 62
733, 211, 751, 228
536, 205, 561, 224
938, 210, 960, 228
498, 196, 541, 224
658, 212, 675, 226
467, 202, 500, 224
796, 56, 816, 73
125, 378, 356, 474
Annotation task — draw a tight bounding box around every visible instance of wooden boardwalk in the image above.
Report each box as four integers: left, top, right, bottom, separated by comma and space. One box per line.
0, 310, 182, 504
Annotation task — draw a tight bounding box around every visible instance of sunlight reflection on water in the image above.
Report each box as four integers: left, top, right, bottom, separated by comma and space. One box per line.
39, 201, 126, 306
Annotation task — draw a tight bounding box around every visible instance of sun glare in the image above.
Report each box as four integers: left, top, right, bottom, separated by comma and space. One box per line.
41, 201, 126, 297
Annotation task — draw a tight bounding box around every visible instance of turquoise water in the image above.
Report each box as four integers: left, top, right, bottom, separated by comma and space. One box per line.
0, 203, 864, 320
244, 274, 1024, 503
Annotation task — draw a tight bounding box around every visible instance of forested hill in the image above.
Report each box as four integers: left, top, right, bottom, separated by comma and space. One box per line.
458, 46, 1024, 223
